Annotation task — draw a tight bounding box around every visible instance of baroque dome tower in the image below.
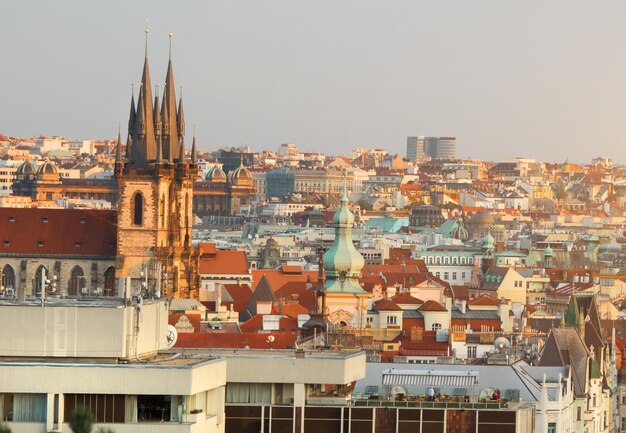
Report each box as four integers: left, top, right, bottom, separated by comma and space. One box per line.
323, 176, 366, 295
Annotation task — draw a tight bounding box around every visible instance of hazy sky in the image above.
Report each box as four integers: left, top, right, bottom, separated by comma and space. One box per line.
2, 1, 626, 163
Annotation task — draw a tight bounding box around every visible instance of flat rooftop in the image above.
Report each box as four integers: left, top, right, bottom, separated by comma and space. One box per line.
0, 297, 164, 308
163, 347, 365, 361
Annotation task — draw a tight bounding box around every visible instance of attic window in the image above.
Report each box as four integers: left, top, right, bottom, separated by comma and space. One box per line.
37, 241, 44, 247
8, 216, 15, 222
80, 218, 86, 224
75, 241, 82, 248
42, 217, 49, 223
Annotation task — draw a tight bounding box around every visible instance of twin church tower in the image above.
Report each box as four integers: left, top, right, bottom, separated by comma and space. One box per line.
114, 32, 198, 299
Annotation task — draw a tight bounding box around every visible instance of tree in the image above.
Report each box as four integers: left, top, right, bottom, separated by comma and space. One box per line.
69, 407, 94, 433
0, 423, 12, 433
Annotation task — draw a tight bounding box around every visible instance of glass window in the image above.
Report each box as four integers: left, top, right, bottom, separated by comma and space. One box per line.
226, 383, 271, 404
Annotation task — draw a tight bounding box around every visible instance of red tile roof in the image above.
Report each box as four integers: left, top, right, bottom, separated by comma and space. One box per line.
198, 246, 249, 275
418, 300, 447, 312
281, 264, 303, 274
391, 293, 424, 305
276, 302, 309, 319
373, 299, 402, 312
0, 208, 117, 257
467, 294, 501, 306
222, 284, 253, 313
175, 332, 298, 349
251, 269, 317, 291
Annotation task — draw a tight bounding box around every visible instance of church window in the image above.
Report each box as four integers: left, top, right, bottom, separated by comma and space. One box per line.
34, 265, 48, 295
2, 265, 15, 291
68, 266, 85, 297
160, 194, 165, 228
467, 345, 477, 358
104, 267, 116, 297
132, 192, 144, 226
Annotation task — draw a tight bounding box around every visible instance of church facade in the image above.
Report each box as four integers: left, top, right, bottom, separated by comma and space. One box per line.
1, 43, 202, 299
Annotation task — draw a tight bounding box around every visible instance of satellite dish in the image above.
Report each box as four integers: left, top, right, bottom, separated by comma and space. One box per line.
479, 388, 495, 400
166, 324, 178, 349
391, 386, 406, 396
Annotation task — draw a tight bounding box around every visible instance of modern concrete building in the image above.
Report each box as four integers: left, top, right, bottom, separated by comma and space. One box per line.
0, 297, 228, 433
424, 137, 457, 160
406, 136, 425, 162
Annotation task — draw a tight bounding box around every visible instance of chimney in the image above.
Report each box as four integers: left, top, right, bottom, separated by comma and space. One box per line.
411, 327, 424, 341
460, 300, 467, 314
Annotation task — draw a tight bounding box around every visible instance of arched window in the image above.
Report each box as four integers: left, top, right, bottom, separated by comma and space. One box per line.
160, 194, 166, 228
34, 265, 48, 295
133, 192, 144, 226
68, 266, 85, 297
2, 265, 15, 291
104, 266, 116, 297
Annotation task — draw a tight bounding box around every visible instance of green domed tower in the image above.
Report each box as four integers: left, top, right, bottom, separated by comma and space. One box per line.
321, 175, 369, 327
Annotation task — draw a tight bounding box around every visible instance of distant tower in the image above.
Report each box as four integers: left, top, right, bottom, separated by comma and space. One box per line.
115, 29, 199, 299
481, 230, 495, 275
543, 244, 553, 269
301, 249, 328, 337
322, 174, 369, 327
406, 136, 425, 162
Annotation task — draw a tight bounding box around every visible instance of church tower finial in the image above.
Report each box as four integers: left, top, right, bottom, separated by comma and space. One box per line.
115, 122, 122, 160
144, 21, 149, 58
177, 84, 185, 138
168, 32, 173, 60
129, 25, 157, 168
191, 124, 197, 164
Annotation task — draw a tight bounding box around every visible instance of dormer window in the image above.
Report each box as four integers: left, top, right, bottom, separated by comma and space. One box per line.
75, 241, 82, 248
3, 241, 9, 247
80, 218, 86, 224
9, 216, 15, 222
42, 217, 48, 223
37, 241, 44, 247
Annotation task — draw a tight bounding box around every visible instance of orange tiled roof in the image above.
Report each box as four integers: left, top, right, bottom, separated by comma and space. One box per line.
0, 208, 117, 257
199, 249, 249, 275
373, 299, 402, 311
467, 294, 501, 306
251, 269, 318, 291
418, 300, 447, 312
